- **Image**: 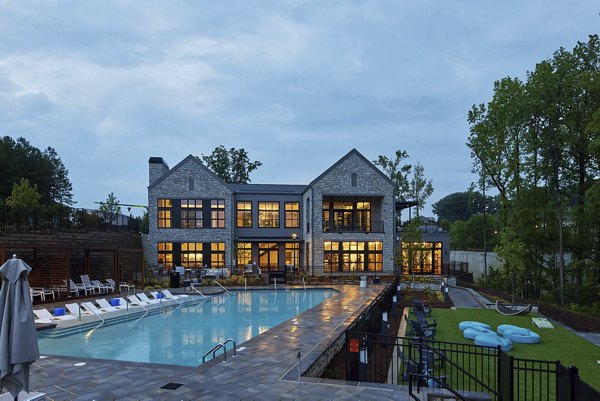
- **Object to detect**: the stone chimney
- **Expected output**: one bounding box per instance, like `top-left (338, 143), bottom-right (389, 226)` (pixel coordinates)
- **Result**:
top-left (149, 157), bottom-right (169, 186)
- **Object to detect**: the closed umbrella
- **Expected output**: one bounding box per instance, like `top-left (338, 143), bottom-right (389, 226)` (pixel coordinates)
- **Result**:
top-left (0, 255), bottom-right (40, 399)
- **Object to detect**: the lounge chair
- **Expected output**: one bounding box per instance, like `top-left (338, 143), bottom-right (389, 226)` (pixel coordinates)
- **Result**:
top-left (65, 303), bottom-right (94, 317)
top-left (97, 298), bottom-right (127, 311)
top-left (408, 318), bottom-right (435, 339)
top-left (33, 308), bottom-right (76, 322)
top-left (115, 296), bottom-right (140, 308)
top-left (412, 298), bottom-right (432, 316)
top-left (103, 279), bottom-right (116, 292)
top-left (162, 289), bottom-right (188, 299)
top-left (30, 287), bottom-right (56, 302)
top-left (67, 278), bottom-right (94, 296)
top-left (91, 279), bottom-right (112, 293)
top-left (81, 275), bottom-right (102, 294)
top-left (128, 294), bottom-right (150, 307)
top-left (119, 281), bottom-right (136, 293)
top-left (81, 301), bottom-right (107, 315)
top-left (137, 293), bottom-right (161, 304)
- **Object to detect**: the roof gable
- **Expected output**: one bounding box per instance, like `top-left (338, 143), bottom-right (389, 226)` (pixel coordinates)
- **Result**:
top-left (307, 148), bottom-right (395, 189)
top-left (148, 154), bottom-right (231, 191)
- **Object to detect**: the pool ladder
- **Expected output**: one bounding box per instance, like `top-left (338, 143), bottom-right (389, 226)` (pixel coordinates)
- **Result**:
top-left (202, 339), bottom-right (237, 364)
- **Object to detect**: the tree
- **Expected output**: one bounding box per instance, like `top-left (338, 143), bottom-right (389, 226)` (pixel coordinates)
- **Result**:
top-left (373, 150), bottom-right (412, 200)
top-left (5, 178), bottom-right (41, 207)
top-left (398, 220), bottom-right (425, 285)
top-left (201, 145), bottom-right (262, 184)
top-left (99, 192), bottom-right (121, 225)
top-left (408, 162), bottom-right (433, 218)
top-left (432, 191), bottom-right (499, 223)
top-left (0, 136), bottom-right (74, 205)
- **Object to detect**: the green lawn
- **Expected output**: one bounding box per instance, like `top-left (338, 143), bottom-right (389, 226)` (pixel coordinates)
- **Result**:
top-left (428, 308), bottom-right (600, 391)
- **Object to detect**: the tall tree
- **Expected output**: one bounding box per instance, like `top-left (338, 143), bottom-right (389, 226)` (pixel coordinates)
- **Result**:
top-left (201, 145), bottom-right (263, 184)
top-left (373, 150), bottom-right (412, 201)
top-left (408, 162), bottom-right (434, 218)
top-left (43, 147), bottom-right (74, 205)
top-left (432, 190), bottom-right (499, 223)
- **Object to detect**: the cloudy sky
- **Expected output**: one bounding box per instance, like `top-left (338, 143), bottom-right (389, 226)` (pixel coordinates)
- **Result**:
top-left (1, 1), bottom-right (598, 216)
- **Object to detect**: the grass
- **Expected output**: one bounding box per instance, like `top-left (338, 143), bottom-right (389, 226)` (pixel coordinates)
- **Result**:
top-left (428, 308), bottom-right (600, 391)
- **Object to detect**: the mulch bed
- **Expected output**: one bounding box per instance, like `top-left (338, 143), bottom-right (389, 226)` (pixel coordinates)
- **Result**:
top-left (458, 281), bottom-right (600, 333)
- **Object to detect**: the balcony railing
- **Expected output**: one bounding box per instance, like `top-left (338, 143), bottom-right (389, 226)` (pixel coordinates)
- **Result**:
top-left (0, 205), bottom-right (140, 232)
top-left (322, 220), bottom-right (384, 233)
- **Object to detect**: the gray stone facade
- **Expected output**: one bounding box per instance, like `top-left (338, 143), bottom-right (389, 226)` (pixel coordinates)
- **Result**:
top-left (145, 149), bottom-right (396, 274)
top-left (147, 155), bottom-right (234, 268)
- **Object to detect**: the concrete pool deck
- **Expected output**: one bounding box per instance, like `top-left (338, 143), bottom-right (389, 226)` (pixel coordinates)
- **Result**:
top-left (20, 285), bottom-right (419, 400)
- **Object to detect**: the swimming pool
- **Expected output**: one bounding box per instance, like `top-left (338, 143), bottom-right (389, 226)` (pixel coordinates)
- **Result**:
top-left (37, 289), bottom-right (335, 366)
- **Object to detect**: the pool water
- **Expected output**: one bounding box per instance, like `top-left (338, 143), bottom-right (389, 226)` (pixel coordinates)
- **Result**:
top-left (37, 289), bottom-right (335, 366)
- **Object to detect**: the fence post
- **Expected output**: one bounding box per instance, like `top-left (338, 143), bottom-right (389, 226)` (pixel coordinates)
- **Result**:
top-left (556, 363), bottom-right (577, 401)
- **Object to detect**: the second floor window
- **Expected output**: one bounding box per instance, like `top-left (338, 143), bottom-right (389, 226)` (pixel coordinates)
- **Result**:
top-left (258, 201), bottom-right (279, 228)
top-left (181, 199), bottom-right (203, 228)
top-left (157, 199), bottom-right (172, 228)
top-left (285, 202), bottom-right (300, 228)
top-left (236, 201), bottom-right (252, 228)
top-left (211, 200), bottom-right (225, 228)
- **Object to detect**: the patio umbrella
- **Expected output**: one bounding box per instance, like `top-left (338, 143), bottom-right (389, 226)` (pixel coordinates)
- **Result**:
top-left (0, 255), bottom-right (40, 399)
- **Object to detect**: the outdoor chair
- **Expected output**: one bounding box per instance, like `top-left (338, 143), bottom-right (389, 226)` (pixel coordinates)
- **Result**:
top-left (137, 292), bottom-right (161, 304)
top-left (96, 298), bottom-right (127, 311)
top-left (67, 278), bottom-right (94, 296)
top-left (399, 350), bottom-right (448, 387)
top-left (65, 303), bottom-right (94, 317)
top-left (115, 296), bottom-right (141, 308)
top-left (81, 301), bottom-right (108, 315)
top-left (103, 279), bottom-right (115, 292)
top-left (409, 319), bottom-right (435, 340)
top-left (127, 294), bottom-right (150, 307)
top-left (412, 298), bottom-right (432, 316)
top-left (162, 289), bottom-right (188, 299)
top-left (414, 309), bottom-right (437, 328)
top-left (91, 279), bottom-right (112, 293)
top-left (119, 281), bottom-right (136, 293)
top-left (33, 308), bottom-right (76, 322)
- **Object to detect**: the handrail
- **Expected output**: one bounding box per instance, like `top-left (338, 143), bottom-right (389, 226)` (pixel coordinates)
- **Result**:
top-left (189, 285), bottom-right (208, 300)
top-left (201, 338), bottom-right (237, 363)
top-left (212, 280), bottom-right (231, 294)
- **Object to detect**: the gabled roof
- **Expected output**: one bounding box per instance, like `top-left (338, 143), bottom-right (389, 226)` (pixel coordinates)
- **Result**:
top-left (147, 154), bottom-right (231, 191)
top-left (306, 148), bottom-right (395, 190)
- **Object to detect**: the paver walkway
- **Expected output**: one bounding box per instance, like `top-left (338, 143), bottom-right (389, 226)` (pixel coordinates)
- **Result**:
top-left (20, 285), bottom-right (421, 400)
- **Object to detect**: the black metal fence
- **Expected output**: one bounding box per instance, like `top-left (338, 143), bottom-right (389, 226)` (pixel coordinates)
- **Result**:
top-left (345, 332), bottom-right (600, 401)
top-left (0, 205), bottom-right (140, 232)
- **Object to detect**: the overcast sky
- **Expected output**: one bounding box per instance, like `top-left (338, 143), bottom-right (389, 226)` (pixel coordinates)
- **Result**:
top-left (1, 1), bottom-right (598, 216)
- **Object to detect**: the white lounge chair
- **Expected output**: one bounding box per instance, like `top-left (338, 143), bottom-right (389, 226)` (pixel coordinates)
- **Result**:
top-left (33, 308), bottom-right (76, 322)
top-left (137, 293), bottom-right (161, 304)
top-left (81, 301), bottom-right (108, 315)
top-left (91, 279), bottom-right (112, 293)
top-left (127, 294), bottom-right (150, 307)
top-left (162, 289), bottom-right (188, 299)
top-left (65, 303), bottom-right (93, 317)
top-left (115, 296), bottom-right (140, 308)
top-left (97, 298), bottom-right (127, 311)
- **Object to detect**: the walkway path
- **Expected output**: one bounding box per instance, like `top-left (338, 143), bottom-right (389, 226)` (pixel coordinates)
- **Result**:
top-left (447, 286), bottom-right (490, 308)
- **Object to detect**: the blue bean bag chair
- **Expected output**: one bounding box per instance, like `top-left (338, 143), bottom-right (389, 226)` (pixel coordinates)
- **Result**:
top-left (474, 333), bottom-right (513, 352)
top-left (464, 326), bottom-right (496, 339)
top-left (459, 321), bottom-right (491, 331)
top-left (503, 328), bottom-right (541, 344)
top-left (497, 324), bottom-right (523, 335)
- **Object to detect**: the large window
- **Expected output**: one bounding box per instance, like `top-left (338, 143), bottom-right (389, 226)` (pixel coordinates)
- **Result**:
top-left (401, 242), bottom-right (442, 275)
top-left (181, 242), bottom-right (203, 268)
top-left (284, 202), bottom-right (300, 228)
top-left (285, 242), bottom-right (300, 268)
top-left (211, 200), bottom-right (225, 228)
top-left (258, 202), bottom-right (279, 228)
top-left (322, 200), bottom-right (372, 232)
top-left (324, 241), bottom-right (382, 272)
top-left (236, 201), bottom-right (252, 228)
top-left (259, 242), bottom-right (278, 270)
top-left (157, 242), bottom-right (173, 269)
top-left (157, 199), bottom-right (172, 228)
top-left (211, 242), bottom-right (225, 267)
top-left (237, 242), bottom-right (252, 266)
top-left (181, 199), bottom-right (203, 228)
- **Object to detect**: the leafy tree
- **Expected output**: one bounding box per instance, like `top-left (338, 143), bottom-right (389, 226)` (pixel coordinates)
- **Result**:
top-left (5, 178), bottom-right (41, 207)
top-left (201, 145), bottom-right (262, 184)
top-left (99, 192), bottom-right (121, 224)
top-left (398, 220), bottom-right (425, 284)
top-left (432, 191), bottom-right (499, 223)
top-left (0, 136), bottom-right (74, 205)
top-left (408, 162), bottom-right (433, 218)
top-left (373, 150), bottom-right (412, 200)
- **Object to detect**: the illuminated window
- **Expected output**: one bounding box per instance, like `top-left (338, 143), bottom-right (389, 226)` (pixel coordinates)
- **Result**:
top-left (285, 242), bottom-right (300, 267)
top-left (236, 201), bottom-right (252, 228)
top-left (181, 199), bottom-right (203, 228)
top-left (157, 199), bottom-right (172, 228)
top-left (211, 200), bottom-right (225, 228)
top-left (323, 241), bottom-right (382, 272)
top-left (157, 242), bottom-right (173, 269)
top-left (181, 242), bottom-right (203, 268)
top-left (401, 242), bottom-right (442, 275)
top-left (284, 202), bottom-right (300, 228)
top-left (211, 242), bottom-right (225, 267)
top-left (322, 200), bottom-right (372, 232)
top-left (237, 242), bottom-right (252, 266)
top-left (258, 202), bottom-right (279, 228)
